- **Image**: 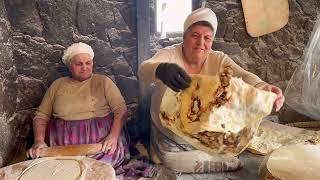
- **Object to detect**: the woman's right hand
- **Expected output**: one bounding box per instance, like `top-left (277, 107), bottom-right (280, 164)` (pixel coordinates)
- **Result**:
top-left (156, 63), bottom-right (191, 92)
top-left (27, 141), bottom-right (48, 159)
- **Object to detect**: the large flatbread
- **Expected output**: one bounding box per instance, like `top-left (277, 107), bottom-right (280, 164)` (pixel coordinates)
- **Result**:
top-left (241, 0), bottom-right (289, 37)
top-left (159, 68), bottom-right (276, 156)
top-left (0, 156), bottom-right (116, 180)
top-left (248, 120), bottom-right (320, 155)
top-left (264, 145), bottom-right (320, 180)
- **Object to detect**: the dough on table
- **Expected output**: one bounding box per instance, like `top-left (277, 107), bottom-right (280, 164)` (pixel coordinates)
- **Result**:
top-left (0, 156), bottom-right (116, 180)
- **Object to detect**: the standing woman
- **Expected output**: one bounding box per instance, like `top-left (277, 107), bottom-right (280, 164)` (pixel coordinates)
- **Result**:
top-left (27, 42), bottom-right (129, 168)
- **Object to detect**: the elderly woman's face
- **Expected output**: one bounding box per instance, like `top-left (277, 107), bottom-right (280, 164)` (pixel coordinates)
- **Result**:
top-left (69, 53), bottom-right (93, 81)
top-left (183, 25), bottom-right (213, 63)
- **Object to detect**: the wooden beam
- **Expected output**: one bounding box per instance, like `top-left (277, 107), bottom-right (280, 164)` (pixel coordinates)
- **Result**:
top-left (137, 0), bottom-right (151, 64)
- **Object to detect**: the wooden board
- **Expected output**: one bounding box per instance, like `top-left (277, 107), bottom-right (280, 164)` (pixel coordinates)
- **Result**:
top-left (39, 144), bottom-right (102, 157)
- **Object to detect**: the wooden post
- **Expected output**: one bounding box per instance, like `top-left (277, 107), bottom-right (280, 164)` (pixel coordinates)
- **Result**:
top-left (137, 0), bottom-right (151, 65)
top-left (137, 0), bottom-right (152, 145)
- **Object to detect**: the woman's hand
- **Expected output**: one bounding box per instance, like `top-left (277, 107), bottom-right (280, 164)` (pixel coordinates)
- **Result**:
top-left (101, 134), bottom-right (118, 155)
top-left (27, 141), bottom-right (48, 159)
top-left (260, 84), bottom-right (285, 112)
top-left (156, 63), bottom-right (191, 92)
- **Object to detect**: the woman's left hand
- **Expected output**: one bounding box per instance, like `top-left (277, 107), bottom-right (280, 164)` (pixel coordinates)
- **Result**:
top-left (101, 134), bottom-right (118, 155)
top-left (260, 84), bottom-right (285, 112)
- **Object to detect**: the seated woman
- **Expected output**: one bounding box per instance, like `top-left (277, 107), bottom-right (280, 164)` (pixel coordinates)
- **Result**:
top-left (27, 42), bottom-right (129, 168)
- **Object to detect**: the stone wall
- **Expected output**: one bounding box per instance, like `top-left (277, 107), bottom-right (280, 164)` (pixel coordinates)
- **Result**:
top-left (0, 0), bottom-right (137, 166)
top-left (0, 0), bottom-right (17, 167)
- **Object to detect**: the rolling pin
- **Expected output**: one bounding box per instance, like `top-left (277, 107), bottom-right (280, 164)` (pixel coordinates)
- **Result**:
top-left (39, 144), bottom-right (102, 157)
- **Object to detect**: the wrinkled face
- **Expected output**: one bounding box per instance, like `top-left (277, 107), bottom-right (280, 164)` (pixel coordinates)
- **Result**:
top-left (183, 25), bottom-right (214, 63)
top-left (69, 53), bottom-right (93, 81)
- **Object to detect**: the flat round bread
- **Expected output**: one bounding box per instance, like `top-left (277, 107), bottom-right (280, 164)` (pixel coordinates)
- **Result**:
top-left (0, 156), bottom-right (116, 180)
top-left (266, 145), bottom-right (320, 180)
top-left (160, 67), bottom-right (276, 156)
top-left (248, 120), bottom-right (320, 155)
top-left (20, 159), bottom-right (82, 180)
top-left (241, 0), bottom-right (289, 37)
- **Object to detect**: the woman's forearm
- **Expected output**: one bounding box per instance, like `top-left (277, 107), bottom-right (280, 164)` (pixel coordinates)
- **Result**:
top-left (254, 81), bottom-right (269, 89)
top-left (110, 110), bottom-right (127, 138)
top-left (33, 118), bottom-right (48, 143)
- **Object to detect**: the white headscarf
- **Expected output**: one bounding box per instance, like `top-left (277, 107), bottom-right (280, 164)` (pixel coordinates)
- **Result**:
top-left (62, 42), bottom-right (94, 65)
top-left (183, 8), bottom-right (218, 38)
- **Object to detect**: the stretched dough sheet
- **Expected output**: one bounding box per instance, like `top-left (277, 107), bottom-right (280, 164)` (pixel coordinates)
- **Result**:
top-left (241, 0), bottom-right (289, 37)
top-left (248, 120), bottom-right (320, 155)
top-left (0, 156), bottom-right (116, 180)
top-left (263, 145), bottom-right (320, 180)
top-left (160, 74), bottom-right (276, 156)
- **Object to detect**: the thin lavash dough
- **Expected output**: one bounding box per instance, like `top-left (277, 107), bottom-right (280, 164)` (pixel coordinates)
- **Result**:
top-left (17, 157), bottom-right (84, 180)
top-left (247, 120), bottom-right (320, 155)
top-left (267, 145), bottom-right (320, 180)
top-left (14, 156), bottom-right (116, 180)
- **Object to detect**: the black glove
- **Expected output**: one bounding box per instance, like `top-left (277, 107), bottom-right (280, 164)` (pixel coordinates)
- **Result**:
top-left (156, 63), bottom-right (191, 92)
